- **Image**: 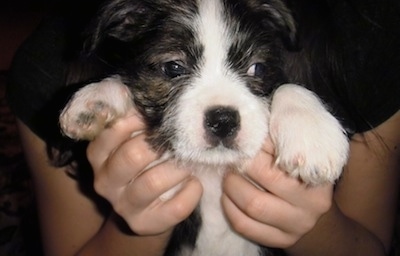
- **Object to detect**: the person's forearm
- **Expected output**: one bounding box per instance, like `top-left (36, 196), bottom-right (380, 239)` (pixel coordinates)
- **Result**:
top-left (76, 212), bottom-right (171, 256)
top-left (285, 202), bottom-right (386, 256)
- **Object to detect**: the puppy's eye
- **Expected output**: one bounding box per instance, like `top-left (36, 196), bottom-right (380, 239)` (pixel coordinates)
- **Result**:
top-left (162, 61), bottom-right (187, 78)
top-left (247, 63), bottom-right (267, 78)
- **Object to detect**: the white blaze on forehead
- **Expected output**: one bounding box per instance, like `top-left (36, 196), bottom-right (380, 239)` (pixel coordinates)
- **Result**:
top-left (192, 0), bottom-right (247, 108)
top-left (195, 0), bottom-right (231, 81)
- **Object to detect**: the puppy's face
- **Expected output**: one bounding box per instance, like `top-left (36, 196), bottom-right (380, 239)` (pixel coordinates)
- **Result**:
top-left (87, 0), bottom-right (296, 165)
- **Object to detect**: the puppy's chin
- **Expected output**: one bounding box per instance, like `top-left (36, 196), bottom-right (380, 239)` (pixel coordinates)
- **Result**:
top-left (172, 135), bottom-right (265, 169)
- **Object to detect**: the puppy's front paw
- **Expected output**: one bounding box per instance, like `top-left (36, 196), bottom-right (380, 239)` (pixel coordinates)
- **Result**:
top-left (59, 76), bottom-right (133, 140)
top-left (269, 84), bottom-right (349, 185)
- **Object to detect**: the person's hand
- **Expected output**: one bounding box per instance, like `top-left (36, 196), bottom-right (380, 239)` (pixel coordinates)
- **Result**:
top-left (221, 137), bottom-right (333, 248)
top-left (86, 110), bottom-right (203, 235)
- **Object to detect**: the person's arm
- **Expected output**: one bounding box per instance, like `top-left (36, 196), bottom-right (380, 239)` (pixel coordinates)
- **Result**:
top-left (17, 115), bottom-right (202, 256)
top-left (222, 110), bottom-right (400, 255)
top-left (76, 212), bottom-right (172, 256)
top-left (335, 110), bottom-right (400, 251)
top-left (17, 119), bottom-right (105, 255)
top-left (17, 119), bottom-right (172, 256)
top-left (287, 110), bottom-right (400, 255)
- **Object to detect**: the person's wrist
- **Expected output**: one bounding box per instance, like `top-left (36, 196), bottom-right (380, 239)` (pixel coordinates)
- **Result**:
top-left (284, 201), bottom-right (337, 255)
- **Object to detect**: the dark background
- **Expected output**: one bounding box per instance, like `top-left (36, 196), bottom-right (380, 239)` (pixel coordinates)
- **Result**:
top-left (0, 0), bottom-right (399, 255)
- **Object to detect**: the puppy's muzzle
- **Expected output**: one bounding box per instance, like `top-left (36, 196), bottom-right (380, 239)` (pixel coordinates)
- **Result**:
top-left (204, 106), bottom-right (240, 148)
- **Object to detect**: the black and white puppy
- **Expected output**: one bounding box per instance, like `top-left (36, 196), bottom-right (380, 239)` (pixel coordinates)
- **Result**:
top-left (59, 0), bottom-right (349, 255)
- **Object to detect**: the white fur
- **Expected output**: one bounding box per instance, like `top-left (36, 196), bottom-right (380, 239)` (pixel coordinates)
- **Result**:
top-left (269, 84), bottom-right (349, 185)
top-left (59, 0), bottom-right (349, 255)
top-left (175, 2), bottom-right (268, 254)
top-left (59, 76), bottom-right (132, 140)
top-left (168, 0), bottom-right (270, 166)
top-left (193, 167), bottom-right (261, 256)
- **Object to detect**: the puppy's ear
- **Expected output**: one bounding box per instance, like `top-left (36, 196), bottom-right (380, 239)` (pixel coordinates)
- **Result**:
top-left (84, 0), bottom-right (155, 53)
top-left (257, 0), bottom-right (298, 50)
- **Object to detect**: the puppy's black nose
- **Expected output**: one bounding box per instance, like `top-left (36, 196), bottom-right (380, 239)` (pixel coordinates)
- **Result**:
top-left (204, 106), bottom-right (240, 143)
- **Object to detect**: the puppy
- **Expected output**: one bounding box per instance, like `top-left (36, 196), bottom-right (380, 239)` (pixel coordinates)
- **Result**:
top-left (59, 0), bottom-right (349, 255)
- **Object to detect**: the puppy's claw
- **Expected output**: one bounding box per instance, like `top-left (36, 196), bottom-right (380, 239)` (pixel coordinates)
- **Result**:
top-left (276, 155), bottom-right (341, 185)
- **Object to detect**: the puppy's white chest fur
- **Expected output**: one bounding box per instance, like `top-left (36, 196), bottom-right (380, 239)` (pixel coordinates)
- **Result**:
top-left (188, 167), bottom-right (260, 256)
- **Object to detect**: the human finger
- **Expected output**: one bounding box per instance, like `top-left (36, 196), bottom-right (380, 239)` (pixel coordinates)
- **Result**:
top-left (260, 136), bottom-right (275, 155)
top-left (120, 176), bottom-right (203, 235)
top-left (125, 161), bottom-right (194, 207)
top-left (149, 177), bottom-right (203, 232)
top-left (92, 134), bottom-right (160, 201)
top-left (222, 172), bottom-right (322, 247)
top-left (221, 193), bottom-right (298, 248)
top-left (222, 172), bottom-right (297, 230)
top-left (87, 111), bottom-right (145, 168)
top-left (245, 148), bottom-right (330, 205)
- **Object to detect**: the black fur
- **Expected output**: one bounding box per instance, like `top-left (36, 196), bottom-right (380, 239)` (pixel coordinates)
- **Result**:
top-left (49, 0), bottom-right (400, 254)
top-left (78, 0), bottom-right (300, 155)
top-left (71, 1), bottom-right (298, 254)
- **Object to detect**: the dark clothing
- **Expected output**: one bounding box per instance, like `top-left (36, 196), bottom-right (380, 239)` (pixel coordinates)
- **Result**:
top-left (7, 18), bottom-right (70, 140)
